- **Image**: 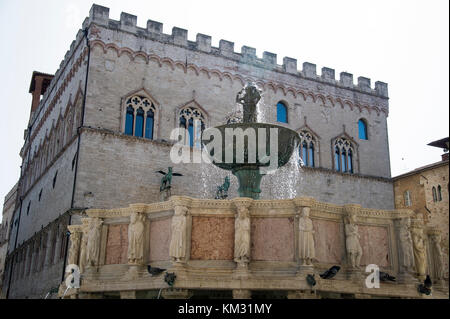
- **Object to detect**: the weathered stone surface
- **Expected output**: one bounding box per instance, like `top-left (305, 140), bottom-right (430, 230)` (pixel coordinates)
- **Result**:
top-left (358, 225), bottom-right (390, 267)
top-left (251, 217), bottom-right (295, 261)
top-left (149, 217), bottom-right (171, 261)
top-left (190, 217), bottom-right (234, 260)
top-left (313, 219), bottom-right (343, 264)
top-left (105, 224), bottom-right (128, 265)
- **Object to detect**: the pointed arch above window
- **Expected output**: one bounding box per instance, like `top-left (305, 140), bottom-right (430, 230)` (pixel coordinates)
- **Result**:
top-left (178, 100), bottom-right (207, 149)
top-left (332, 133), bottom-right (358, 174)
top-left (298, 130), bottom-right (318, 167)
top-left (122, 88), bottom-right (159, 140)
top-left (296, 124), bottom-right (320, 168)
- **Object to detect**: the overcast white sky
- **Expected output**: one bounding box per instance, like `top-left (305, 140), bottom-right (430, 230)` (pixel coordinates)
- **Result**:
top-left (0, 0), bottom-right (448, 221)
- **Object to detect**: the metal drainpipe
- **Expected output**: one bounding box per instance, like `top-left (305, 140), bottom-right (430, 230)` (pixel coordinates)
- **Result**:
top-left (60, 26), bottom-right (91, 285)
top-left (6, 125), bottom-right (31, 298)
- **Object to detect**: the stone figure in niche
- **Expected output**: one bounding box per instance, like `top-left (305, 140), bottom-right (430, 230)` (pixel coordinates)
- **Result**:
top-left (298, 206), bottom-right (315, 266)
top-left (128, 212), bottom-right (146, 265)
top-left (344, 212), bottom-right (362, 269)
top-left (430, 233), bottom-right (444, 281)
top-left (398, 218), bottom-right (415, 273)
top-left (234, 206), bottom-right (251, 264)
top-left (86, 218), bottom-right (103, 267)
top-left (68, 230), bottom-right (81, 266)
top-left (169, 205), bottom-right (188, 262)
top-left (79, 220), bottom-right (89, 272)
top-left (410, 222), bottom-right (427, 279)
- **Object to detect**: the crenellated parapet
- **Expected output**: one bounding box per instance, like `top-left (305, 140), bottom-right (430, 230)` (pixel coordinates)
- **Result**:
top-left (83, 4), bottom-right (389, 99)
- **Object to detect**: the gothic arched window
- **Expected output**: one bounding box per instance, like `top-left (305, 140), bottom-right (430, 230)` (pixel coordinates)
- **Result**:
top-left (432, 186), bottom-right (437, 202)
top-left (298, 130), bottom-right (316, 167)
top-left (404, 190), bottom-right (412, 207)
top-left (179, 106), bottom-right (205, 148)
top-left (358, 119), bottom-right (368, 140)
top-left (334, 137), bottom-right (354, 173)
top-left (437, 185), bottom-right (442, 201)
top-left (124, 95), bottom-right (156, 140)
top-left (277, 102), bottom-right (288, 123)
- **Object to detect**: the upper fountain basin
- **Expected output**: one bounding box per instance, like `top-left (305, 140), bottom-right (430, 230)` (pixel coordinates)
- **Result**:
top-left (202, 123), bottom-right (300, 171)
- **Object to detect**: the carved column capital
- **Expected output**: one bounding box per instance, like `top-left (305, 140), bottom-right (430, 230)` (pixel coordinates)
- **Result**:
top-left (293, 196), bottom-right (316, 209)
top-left (232, 197), bottom-right (253, 211)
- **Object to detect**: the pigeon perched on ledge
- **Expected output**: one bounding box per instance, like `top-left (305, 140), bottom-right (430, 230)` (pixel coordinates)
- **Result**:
top-left (418, 275), bottom-right (432, 295)
top-left (379, 271), bottom-right (396, 282)
top-left (319, 266), bottom-right (340, 279)
top-left (147, 265), bottom-right (166, 276)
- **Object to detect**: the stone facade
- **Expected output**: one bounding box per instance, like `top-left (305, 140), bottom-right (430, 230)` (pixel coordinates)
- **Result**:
top-left (4, 4), bottom-right (397, 298)
top-left (0, 184), bottom-right (17, 297)
top-left (393, 158), bottom-right (449, 283)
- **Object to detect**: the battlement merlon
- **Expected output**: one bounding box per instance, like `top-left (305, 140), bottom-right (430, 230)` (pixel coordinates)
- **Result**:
top-left (83, 4), bottom-right (389, 99)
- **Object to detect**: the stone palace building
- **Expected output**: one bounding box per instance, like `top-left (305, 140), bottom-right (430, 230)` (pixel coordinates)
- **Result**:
top-left (0, 4), bottom-right (447, 299)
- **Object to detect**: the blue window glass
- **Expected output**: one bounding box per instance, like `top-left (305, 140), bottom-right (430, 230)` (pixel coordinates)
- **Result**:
top-left (145, 110), bottom-right (154, 139)
top-left (135, 108), bottom-right (144, 137)
top-left (358, 119), bottom-right (368, 140)
top-left (125, 106), bottom-right (134, 135)
top-left (302, 142), bottom-right (308, 165)
top-left (188, 118), bottom-right (194, 148)
top-left (341, 150), bottom-right (347, 172)
top-left (348, 149), bottom-right (353, 173)
top-left (335, 147), bottom-right (340, 171)
top-left (277, 102), bottom-right (288, 123)
top-left (309, 144), bottom-right (314, 167)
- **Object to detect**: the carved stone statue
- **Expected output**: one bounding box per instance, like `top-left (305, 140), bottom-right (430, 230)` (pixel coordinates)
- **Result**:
top-left (128, 212), bottom-right (146, 265)
top-left (236, 82), bottom-right (261, 123)
top-left (398, 218), bottom-right (415, 273)
top-left (169, 205), bottom-right (188, 262)
top-left (298, 206), bottom-right (315, 265)
top-left (410, 221), bottom-right (427, 279)
top-left (86, 218), bottom-right (103, 267)
top-left (234, 206), bottom-right (251, 265)
top-left (344, 212), bottom-right (362, 269)
top-left (68, 230), bottom-right (81, 266)
top-left (79, 220), bottom-right (89, 273)
top-left (430, 233), bottom-right (444, 281)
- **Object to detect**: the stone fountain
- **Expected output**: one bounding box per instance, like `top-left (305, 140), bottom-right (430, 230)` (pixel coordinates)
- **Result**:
top-left (202, 83), bottom-right (300, 199)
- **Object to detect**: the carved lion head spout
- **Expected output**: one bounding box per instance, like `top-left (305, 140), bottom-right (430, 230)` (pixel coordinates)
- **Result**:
top-left (236, 82), bottom-right (261, 123)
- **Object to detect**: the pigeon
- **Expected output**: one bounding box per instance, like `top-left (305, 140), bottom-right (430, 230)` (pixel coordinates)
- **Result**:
top-left (424, 275), bottom-right (432, 289)
top-left (418, 284), bottom-right (431, 295)
top-left (306, 274), bottom-right (316, 287)
top-left (379, 271), bottom-right (396, 282)
top-left (418, 275), bottom-right (432, 295)
top-left (147, 265), bottom-right (166, 276)
top-left (319, 266), bottom-right (340, 279)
